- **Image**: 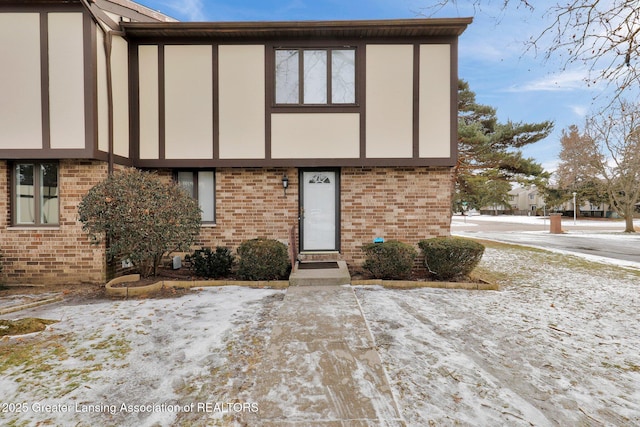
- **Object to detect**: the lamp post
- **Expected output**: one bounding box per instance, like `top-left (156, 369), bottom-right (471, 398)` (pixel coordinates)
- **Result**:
top-left (572, 192), bottom-right (577, 226)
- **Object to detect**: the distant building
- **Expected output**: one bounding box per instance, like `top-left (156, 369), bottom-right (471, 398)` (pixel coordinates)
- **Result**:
top-left (508, 187), bottom-right (545, 215)
top-left (480, 186), bottom-right (545, 215)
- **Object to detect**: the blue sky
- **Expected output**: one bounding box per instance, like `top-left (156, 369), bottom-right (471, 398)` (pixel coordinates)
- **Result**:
top-left (132, 0), bottom-right (610, 173)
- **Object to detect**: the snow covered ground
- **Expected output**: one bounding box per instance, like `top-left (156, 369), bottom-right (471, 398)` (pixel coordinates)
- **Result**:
top-left (356, 246), bottom-right (640, 426)
top-left (1, 241), bottom-right (639, 426)
top-left (0, 287), bottom-right (286, 426)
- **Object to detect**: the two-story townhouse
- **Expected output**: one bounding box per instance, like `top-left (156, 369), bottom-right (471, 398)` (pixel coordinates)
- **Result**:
top-left (507, 186), bottom-right (545, 215)
top-left (0, 0), bottom-right (471, 284)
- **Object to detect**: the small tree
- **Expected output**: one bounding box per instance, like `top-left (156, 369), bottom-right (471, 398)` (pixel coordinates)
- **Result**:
top-left (78, 169), bottom-right (202, 277)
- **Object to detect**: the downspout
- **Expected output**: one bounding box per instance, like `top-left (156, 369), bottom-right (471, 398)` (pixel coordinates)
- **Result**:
top-left (103, 31), bottom-right (115, 174)
top-left (79, 0), bottom-right (124, 281)
top-left (79, 0), bottom-right (124, 175)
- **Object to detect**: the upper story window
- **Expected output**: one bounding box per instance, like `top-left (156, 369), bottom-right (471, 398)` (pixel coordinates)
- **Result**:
top-left (176, 170), bottom-right (215, 224)
top-left (13, 162), bottom-right (59, 226)
top-left (275, 48), bottom-right (356, 105)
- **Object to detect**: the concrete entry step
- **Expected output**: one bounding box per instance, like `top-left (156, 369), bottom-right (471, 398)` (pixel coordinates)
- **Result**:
top-left (289, 260), bottom-right (351, 286)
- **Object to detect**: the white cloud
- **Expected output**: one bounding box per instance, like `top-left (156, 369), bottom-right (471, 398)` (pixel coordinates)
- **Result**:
top-left (569, 104), bottom-right (589, 118)
top-left (506, 69), bottom-right (592, 93)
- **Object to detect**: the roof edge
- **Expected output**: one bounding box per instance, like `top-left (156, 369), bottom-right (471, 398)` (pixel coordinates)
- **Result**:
top-left (122, 17), bottom-right (473, 37)
top-left (94, 0), bottom-right (177, 22)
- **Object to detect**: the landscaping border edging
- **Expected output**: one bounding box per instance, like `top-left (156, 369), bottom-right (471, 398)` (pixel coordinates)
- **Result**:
top-left (105, 274), bottom-right (290, 297)
top-left (351, 279), bottom-right (498, 290)
top-left (105, 275), bottom-right (496, 297)
top-left (0, 295), bottom-right (65, 315)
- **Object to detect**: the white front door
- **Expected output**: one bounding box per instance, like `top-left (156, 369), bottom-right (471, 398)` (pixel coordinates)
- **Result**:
top-left (301, 170), bottom-right (338, 251)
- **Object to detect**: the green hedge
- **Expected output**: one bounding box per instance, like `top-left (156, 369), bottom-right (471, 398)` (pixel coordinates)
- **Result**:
top-left (186, 247), bottom-right (234, 279)
top-left (418, 237), bottom-right (485, 280)
top-left (237, 238), bottom-right (290, 280)
top-left (362, 240), bottom-right (418, 280)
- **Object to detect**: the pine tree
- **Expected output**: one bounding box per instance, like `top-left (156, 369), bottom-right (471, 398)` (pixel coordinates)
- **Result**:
top-left (455, 80), bottom-right (553, 212)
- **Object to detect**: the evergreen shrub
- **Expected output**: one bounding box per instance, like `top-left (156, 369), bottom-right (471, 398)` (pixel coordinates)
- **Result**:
top-left (237, 238), bottom-right (290, 280)
top-left (187, 247), bottom-right (234, 279)
top-left (418, 237), bottom-right (485, 280)
top-left (362, 240), bottom-right (417, 279)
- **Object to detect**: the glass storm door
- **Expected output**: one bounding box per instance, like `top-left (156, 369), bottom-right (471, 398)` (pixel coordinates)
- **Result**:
top-left (301, 170), bottom-right (338, 251)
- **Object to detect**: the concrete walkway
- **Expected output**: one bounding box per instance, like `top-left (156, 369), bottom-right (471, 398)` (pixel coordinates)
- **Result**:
top-left (243, 285), bottom-right (405, 426)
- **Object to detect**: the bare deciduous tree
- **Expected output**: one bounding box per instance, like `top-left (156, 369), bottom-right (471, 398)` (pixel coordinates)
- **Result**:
top-left (584, 100), bottom-right (640, 232)
top-left (554, 125), bottom-right (609, 214)
top-left (427, 1), bottom-right (640, 98)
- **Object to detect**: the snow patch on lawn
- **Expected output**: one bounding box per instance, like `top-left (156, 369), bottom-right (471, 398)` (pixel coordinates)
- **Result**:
top-left (355, 247), bottom-right (640, 426)
top-left (0, 287), bottom-right (284, 427)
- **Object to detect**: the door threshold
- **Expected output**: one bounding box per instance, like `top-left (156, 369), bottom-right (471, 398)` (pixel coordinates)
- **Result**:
top-left (298, 251), bottom-right (341, 262)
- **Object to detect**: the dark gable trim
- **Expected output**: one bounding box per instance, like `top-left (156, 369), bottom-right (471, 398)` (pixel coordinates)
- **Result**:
top-left (134, 157), bottom-right (454, 168)
top-left (0, 148), bottom-right (105, 160)
top-left (122, 18), bottom-right (472, 40)
top-left (126, 36), bottom-right (460, 169)
top-left (359, 44), bottom-right (367, 160)
top-left (413, 44), bottom-right (420, 159)
top-left (0, 4), bottom-right (110, 161)
top-left (93, 0), bottom-right (176, 23)
top-left (449, 37), bottom-right (460, 165)
top-left (212, 44), bottom-right (219, 161)
top-left (158, 44), bottom-right (166, 160)
top-left (264, 45), bottom-right (272, 160)
top-left (0, 13), bottom-right (465, 167)
top-left (84, 12), bottom-right (98, 155)
top-left (0, 3), bottom-right (85, 13)
top-left (39, 12), bottom-right (50, 150)
top-left (128, 38), bottom-right (139, 161)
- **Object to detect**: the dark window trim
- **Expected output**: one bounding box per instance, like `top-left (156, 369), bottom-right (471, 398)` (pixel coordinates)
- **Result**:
top-left (272, 47), bottom-right (358, 108)
top-left (10, 161), bottom-right (60, 227)
top-left (174, 169), bottom-right (216, 224)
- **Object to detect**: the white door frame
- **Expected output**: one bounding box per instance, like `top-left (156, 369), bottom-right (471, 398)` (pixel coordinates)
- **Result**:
top-left (299, 168), bottom-right (340, 252)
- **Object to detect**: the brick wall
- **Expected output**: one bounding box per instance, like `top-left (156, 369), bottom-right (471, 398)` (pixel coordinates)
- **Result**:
top-left (341, 167), bottom-right (453, 265)
top-left (1, 160), bottom-right (108, 284)
top-left (195, 167), bottom-right (299, 250)
top-left (0, 164), bottom-right (453, 283)
top-left (195, 166), bottom-right (452, 267)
